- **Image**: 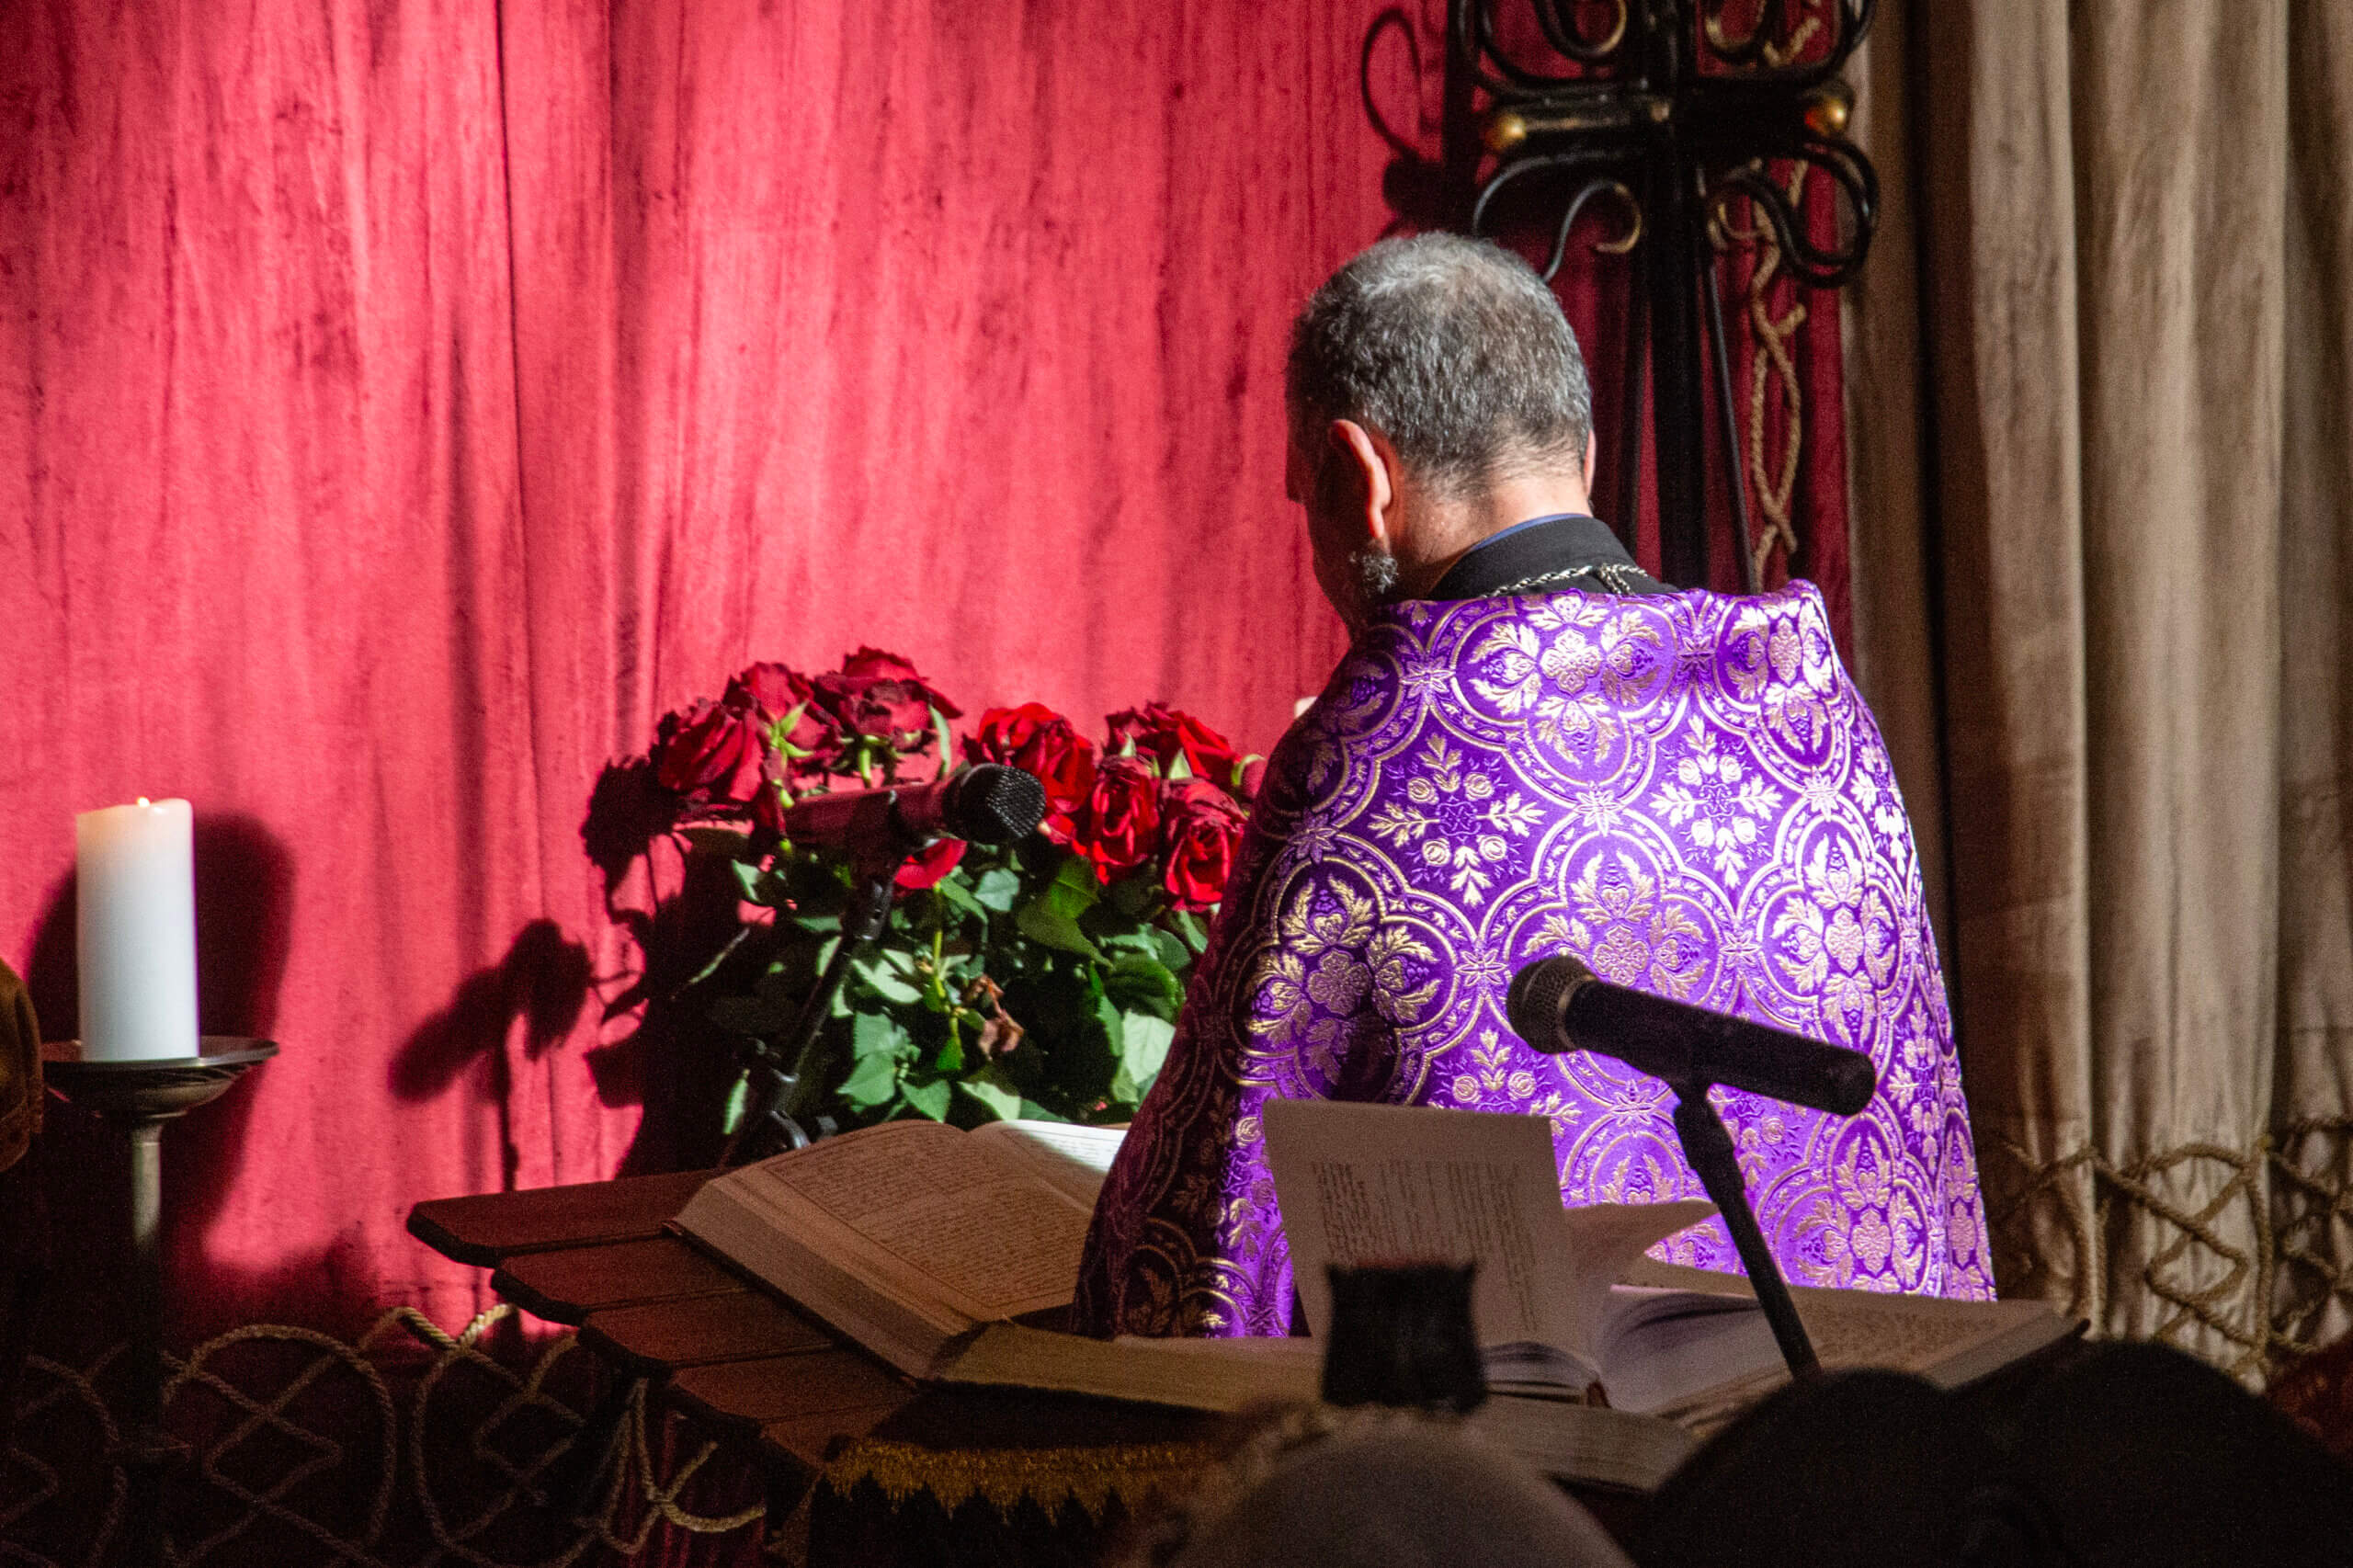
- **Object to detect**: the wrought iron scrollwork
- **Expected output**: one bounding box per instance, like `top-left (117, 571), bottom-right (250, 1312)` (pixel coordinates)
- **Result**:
top-left (1708, 130), bottom-right (1876, 289)
top-left (1454, 0), bottom-right (1878, 590)
top-left (1472, 159), bottom-right (1642, 282)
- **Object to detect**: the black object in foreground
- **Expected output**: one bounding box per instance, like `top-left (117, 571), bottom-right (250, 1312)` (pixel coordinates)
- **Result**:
top-left (1321, 1262), bottom-right (1488, 1415)
top-left (1507, 954), bottom-right (1875, 1117)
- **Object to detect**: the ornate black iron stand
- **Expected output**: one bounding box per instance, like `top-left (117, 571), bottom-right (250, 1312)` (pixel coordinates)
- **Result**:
top-left (40, 1038), bottom-right (278, 1568)
top-left (1451, 0), bottom-right (1878, 590)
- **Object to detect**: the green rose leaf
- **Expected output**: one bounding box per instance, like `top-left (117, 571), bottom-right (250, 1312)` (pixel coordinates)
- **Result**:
top-left (853, 953), bottom-right (923, 1005)
top-left (1149, 926), bottom-right (1192, 972)
top-left (903, 1077), bottom-right (952, 1121)
top-left (1049, 853), bottom-right (1102, 909)
top-left (1104, 953), bottom-right (1183, 1021)
top-left (958, 1069), bottom-right (1023, 1122)
top-left (932, 872), bottom-right (985, 920)
top-left (1016, 896), bottom-right (1106, 961)
top-left (1117, 1012), bottom-right (1175, 1103)
top-left (852, 1009), bottom-right (908, 1062)
top-left (972, 867), bottom-right (1022, 913)
top-left (1104, 873), bottom-right (1156, 920)
top-left (838, 1052), bottom-right (900, 1109)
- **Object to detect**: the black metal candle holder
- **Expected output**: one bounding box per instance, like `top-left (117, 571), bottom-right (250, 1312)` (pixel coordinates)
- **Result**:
top-left (40, 1037), bottom-right (278, 1568)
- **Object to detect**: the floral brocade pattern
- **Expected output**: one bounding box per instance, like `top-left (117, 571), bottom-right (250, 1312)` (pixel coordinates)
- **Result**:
top-left (1073, 584), bottom-right (1995, 1337)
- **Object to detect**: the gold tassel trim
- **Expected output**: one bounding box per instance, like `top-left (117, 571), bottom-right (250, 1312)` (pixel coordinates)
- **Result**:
top-left (821, 1437), bottom-right (1219, 1521)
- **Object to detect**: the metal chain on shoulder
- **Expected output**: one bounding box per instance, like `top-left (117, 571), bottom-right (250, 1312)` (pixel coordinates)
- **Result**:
top-left (1487, 561), bottom-right (1647, 597)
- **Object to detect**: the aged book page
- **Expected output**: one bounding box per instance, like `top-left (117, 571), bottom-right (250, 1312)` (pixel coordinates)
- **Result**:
top-left (675, 1119), bottom-right (1107, 1374)
top-left (1263, 1099), bottom-right (1718, 1370)
top-left (973, 1119), bottom-right (1126, 1209)
top-left (729, 1120), bottom-right (1092, 1322)
top-left (1263, 1099), bottom-right (1579, 1345)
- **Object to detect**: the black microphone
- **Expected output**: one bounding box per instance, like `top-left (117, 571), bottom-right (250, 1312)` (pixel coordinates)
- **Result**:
top-left (1506, 954), bottom-right (1875, 1116)
top-left (780, 763), bottom-right (1048, 851)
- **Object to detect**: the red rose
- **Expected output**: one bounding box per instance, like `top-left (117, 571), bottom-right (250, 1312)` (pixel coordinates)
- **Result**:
top-left (1076, 756), bottom-right (1163, 882)
top-left (811, 647), bottom-right (961, 751)
top-left (964, 703), bottom-right (1097, 845)
top-left (1106, 702), bottom-right (1243, 790)
top-left (727, 661), bottom-right (812, 722)
top-left (895, 835), bottom-right (967, 892)
top-left (654, 699), bottom-right (767, 805)
top-left (1159, 778), bottom-right (1246, 911)
top-left (729, 661), bottom-right (839, 778)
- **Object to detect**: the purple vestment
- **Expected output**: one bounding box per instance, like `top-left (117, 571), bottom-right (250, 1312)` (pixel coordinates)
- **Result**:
top-left (1074, 583), bottom-right (1995, 1337)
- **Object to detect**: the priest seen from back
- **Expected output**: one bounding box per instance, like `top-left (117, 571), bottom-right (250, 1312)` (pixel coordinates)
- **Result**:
top-left (1074, 234), bottom-right (1993, 1337)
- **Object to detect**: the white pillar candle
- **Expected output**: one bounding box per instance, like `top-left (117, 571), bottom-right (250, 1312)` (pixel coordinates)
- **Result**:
top-left (75, 798), bottom-right (201, 1061)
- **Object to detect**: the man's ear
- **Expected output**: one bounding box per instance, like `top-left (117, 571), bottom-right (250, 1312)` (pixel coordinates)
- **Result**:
top-left (1326, 419), bottom-right (1395, 545)
top-left (1582, 431), bottom-right (1598, 498)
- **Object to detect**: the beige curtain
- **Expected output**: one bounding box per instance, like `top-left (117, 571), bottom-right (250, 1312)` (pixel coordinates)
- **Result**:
top-left (1847, 0), bottom-right (2353, 1378)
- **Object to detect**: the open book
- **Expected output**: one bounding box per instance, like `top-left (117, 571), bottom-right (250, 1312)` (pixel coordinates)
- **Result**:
top-left (1264, 1097), bottom-right (1776, 1413)
top-left (672, 1118), bottom-right (1124, 1378)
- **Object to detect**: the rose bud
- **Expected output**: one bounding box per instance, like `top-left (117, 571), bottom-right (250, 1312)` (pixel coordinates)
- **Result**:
top-left (654, 698), bottom-right (767, 806)
top-left (964, 703), bottom-right (1097, 845)
top-left (1159, 778), bottom-right (1246, 911)
top-left (750, 772), bottom-right (790, 839)
top-left (1106, 701), bottom-right (1243, 788)
top-left (1077, 755), bottom-right (1164, 882)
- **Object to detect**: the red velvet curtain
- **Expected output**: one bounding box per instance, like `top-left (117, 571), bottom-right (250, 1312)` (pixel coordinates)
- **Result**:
top-left (0, 0), bottom-right (1416, 1339)
top-left (0, 0), bottom-right (1851, 1346)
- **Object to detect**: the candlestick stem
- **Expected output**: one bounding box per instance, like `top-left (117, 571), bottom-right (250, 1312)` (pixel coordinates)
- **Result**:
top-left (39, 1038), bottom-right (277, 1568)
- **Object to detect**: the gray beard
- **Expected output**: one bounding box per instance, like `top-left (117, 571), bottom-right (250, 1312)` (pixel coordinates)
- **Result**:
top-left (1350, 546), bottom-right (1401, 616)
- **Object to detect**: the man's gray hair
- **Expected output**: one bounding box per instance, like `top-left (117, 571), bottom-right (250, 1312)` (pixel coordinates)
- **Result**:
top-left (1286, 234), bottom-right (1592, 496)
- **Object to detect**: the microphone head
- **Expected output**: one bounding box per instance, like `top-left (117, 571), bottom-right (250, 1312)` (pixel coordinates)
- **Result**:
top-left (943, 764), bottom-right (1050, 845)
top-left (1813, 1050), bottom-right (1879, 1119)
top-left (1506, 954), bottom-right (1594, 1051)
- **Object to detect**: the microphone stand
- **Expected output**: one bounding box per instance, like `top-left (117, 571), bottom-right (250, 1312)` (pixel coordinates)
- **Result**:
top-left (719, 791), bottom-right (909, 1167)
top-left (1668, 1084), bottom-right (1821, 1379)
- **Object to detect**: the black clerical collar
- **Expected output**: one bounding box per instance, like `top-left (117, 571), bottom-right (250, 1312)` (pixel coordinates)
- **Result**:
top-left (1427, 513), bottom-right (1669, 600)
